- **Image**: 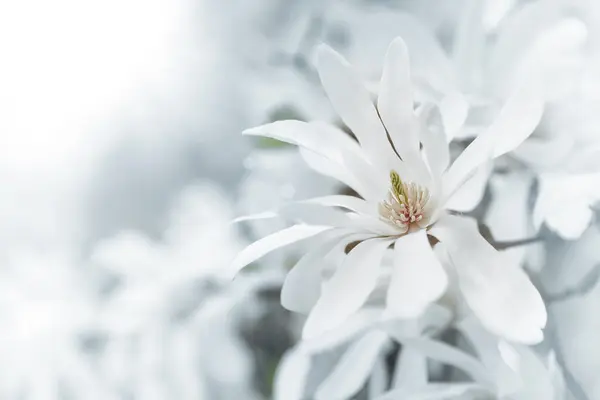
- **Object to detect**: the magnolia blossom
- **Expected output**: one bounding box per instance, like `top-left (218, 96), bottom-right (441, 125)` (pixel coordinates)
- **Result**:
top-left (232, 37), bottom-right (546, 344)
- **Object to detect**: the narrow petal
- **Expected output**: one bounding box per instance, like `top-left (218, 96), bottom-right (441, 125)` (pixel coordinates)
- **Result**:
top-left (369, 357), bottom-right (388, 399)
top-left (299, 195), bottom-right (376, 216)
top-left (273, 347), bottom-right (311, 400)
top-left (375, 383), bottom-right (491, 400)
top-left (444, 162), bottom-right (491, 213)
top-left (303, 238), bottom-right (393, 339)
top-left (485, 172), bottom-right (534, 266)
top-left (419, 104), bottom-right (450, 179)
top-left (300, 309), bottom-right (382, 354)
top-left (452, 0), bottom-right (485, 91)
top-left (442, 85), bottom-right (543, 200)
top-left (281, 232), bottom-right (358, 313)
top-left (458, 317), bottom-right (522, 397)
top-left (229, 225), bottom-right (331, 278)
top-left (439, 91), bottom-right (469, 141)
top-left (534, 173), bottom-right (600, 240)
top-left (391, 348), bottom-right (427, 389)
top-left (385, 336), bottom-right (492, 387)
top-left (315, 331), bottom-right (389, 400)
top-left (429, 215), bottom-right (547, 344)
top-left (299, 147), bottom-right (369, 198)
top-left (377, 37), bottom-right (420, 162)
top-left (231, 210), bottom-right (278, 224)
top-left (243, 120), bottom-right (359, 162)
top-left (386, 230), bottom-right (448, 318)
top-left (245, 120), bottom-right (379, 198)
top-left (316, 44), bottom-right (400, 171)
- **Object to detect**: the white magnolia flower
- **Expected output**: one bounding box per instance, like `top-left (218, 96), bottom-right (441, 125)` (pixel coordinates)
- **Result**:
top-left (232, 37), bottom-right (546, 344)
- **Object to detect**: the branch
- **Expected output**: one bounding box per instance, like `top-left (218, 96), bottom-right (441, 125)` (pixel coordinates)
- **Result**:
top-left (545, 263), bottom-right (600, 304)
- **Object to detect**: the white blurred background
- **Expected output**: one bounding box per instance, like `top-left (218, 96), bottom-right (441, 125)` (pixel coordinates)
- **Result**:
top-left (1, 0), bottom-right (600, 399)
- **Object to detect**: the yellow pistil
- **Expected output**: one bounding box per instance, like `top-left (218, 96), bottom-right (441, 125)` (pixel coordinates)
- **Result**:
top-left (379, 170), bottom-right (431, 233)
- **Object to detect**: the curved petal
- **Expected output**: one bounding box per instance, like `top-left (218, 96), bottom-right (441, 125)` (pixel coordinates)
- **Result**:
top-left (231, 210), bottom-right (278, 224)
top-left (315, 331), bottom-right (389, 400)
top-left (281, 232), bottom-right (354, 313)
top-left (452, 0), bottom-right (485, 91)
top-left (316, 44), bottom-right (400, 172)
top-left (300, 308), bottom-right (382, 354)
top-left (273, 346), bottom-right (311, 400)
top-left (386, 230), bottom-right (448, 318)
top-left (534, 173), bottom-right (600, 240)
top-left (375, 383), bottom-right (491, 400)
top-left (419, 103), bottom-right (450, 181)
top-left (229, 225), bottom-right (331, 278)
top-left (457, 317), bottom-right (521, 397)
top-left (303, 238), bottom-right (393, 339)
top-left (485, 172), bottom-right (534, 266)
top-left (245, 120), bottom-right (382, 199)
top-left (429, 215), bottom-right (547, 344)
top-left (377, 38), bottom-right (420, 164)
top-left (385, 335), bottom-right (492, 387)
top-left (299, 195), bottom-right (376, 216)
top-left (439, 91), bottom-right (469, 141)
top-left (444, 162), bottom-right (491, 213)
top-left (442, 84), bottom-right (543, 201)
top-left (299, 147), bottom-right (368, 198)
top-left (392, 347), bottom-right (427, 389)
top-left (243, 120), bottom-right (360, 162)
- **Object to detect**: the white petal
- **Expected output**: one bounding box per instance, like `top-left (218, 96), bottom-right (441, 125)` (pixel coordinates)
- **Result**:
top-left (229, 225), bottom-right (331, 278)
top-left (316, 44), bottom-right (400, 171)
top-left (299, 195), bottom-right (376, 216)
top-left (377, 37), bottom-right (421, 164)
top-left (444, 162), bottom-right (491, 213)
top-left (430, 215), bottom-right (547, 344)
top-left (375, 383), bottom-right (491, 400)
top-left (369, 357), bottom-right (388, 399)
top-left (392, 347), bottom-right (427, 389)
top-left (443, 85), bottom-right (543, 200)
top-left (281, 233), bottom-right (339, 313)
top-left (231, 210), bottom-right (278, 224)
top-left (419, 103), bottom-right (450, 180)
top-left (243, 120), bottom-right (359, 162)
top-left (458, 317), bottom-right (522, 397)
top-left (439, 91), bottom-right (469, 141)
top-left (245, 120), bottom-right (381, 199)
top-left (300, 308), bottom-right (382, 354)
top-left (299, 147), bottom-right (368, 198)
top-left (487, 0), bottom-right (563, 97)
top-left (485, 172), bottom-right (534, 266)
top-left (303, 238), bottom-right (392, 339)
top-left (279, 203), bottom-right (353, 227)
top-left (315, 331), bottom-right (388, 400)
top-left (386, 230), bottom-right (448, 318)
top-left (343, 213), bottom-right (400, 237)
top-left (452, 0), bottom-right (485, 91)
top-left (534, 173), bottom-right (600, 240)
top-left (385, 335), bottom-right (492, 387)
top-left (273, 346), bottom-right (311, 400)
top-left (544, 202), bottom-right (593, 240)
top-left (281, 232), bottom-right (352, 314)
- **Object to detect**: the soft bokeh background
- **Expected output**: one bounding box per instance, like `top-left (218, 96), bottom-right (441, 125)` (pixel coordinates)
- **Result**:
top-left (1, 0), bottom-right (600, 399)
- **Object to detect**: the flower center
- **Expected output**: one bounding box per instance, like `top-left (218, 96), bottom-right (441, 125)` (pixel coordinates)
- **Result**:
top-left (378, 170), bottom-right (431, 233)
